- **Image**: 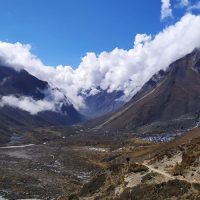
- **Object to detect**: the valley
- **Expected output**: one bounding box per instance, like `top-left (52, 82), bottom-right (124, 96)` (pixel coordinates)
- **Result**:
top-left (0, 125), bottom-right (160, 199)
top-left (1, 45), bottom-right (200, 199)
top-left (1, 1), bottom-right (200, 199)
top-left (1, 124), bottom-right (200, 199)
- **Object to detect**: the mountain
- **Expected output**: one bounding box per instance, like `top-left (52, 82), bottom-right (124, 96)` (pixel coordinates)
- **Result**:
top-left (81, 89), bottom-right (125, 119)
top-left (0, 65), bottom-right (83, 143)
top-left (93, 48), bottom-right (200, 134)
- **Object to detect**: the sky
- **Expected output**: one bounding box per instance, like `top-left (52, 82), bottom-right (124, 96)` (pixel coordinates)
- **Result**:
top-left (0, 0), bottom-right (178, 67)
top-left (0, 0), bottom-right (200, 114)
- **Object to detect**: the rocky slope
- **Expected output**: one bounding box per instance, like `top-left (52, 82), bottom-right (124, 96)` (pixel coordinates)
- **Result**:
top-left (71, 126), bottom-right (200, 200)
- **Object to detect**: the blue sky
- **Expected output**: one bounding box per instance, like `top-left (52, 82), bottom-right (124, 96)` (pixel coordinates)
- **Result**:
top-left (0, 0), bottom-right (161, 67)
top-left (0, 0), bottom-right (198, 67)
top-left (0, 0), bottom-right (200, 109)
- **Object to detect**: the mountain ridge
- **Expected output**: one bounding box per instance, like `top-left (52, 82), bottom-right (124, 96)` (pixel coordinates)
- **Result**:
top-left (0, 65), bottom-right (84, 144)
top-left (92, 48), bottom-right (200, 135)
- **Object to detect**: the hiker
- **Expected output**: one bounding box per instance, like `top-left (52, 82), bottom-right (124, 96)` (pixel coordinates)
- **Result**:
top-left (126, 157), bottom-right (130, 164)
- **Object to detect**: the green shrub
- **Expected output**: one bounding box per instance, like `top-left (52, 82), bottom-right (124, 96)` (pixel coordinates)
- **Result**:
top-left (128, 163), bottom-right (148, 173)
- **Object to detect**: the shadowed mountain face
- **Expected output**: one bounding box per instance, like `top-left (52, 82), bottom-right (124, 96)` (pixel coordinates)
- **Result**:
top-left (0, 65), bottom-right (83, 143)
top-left (95, 49), bottom-right (200, 133)
top-left (81, 89), bottom-right (125, 119)
top-left (0, 66), bottom-right (48, 99)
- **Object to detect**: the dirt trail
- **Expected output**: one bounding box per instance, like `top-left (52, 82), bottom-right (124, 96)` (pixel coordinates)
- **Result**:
top-left (142, 163), bottom-right (173, 179)
top-left (141, 162), bottom-right (200, 184)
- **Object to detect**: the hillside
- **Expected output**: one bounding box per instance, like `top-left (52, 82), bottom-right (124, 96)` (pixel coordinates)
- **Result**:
top-left (71, 126), bottom-right (200, 200)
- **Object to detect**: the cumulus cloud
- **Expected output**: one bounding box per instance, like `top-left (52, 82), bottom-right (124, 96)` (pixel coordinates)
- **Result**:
top-left (0, 87), bottom-right (71, 115)
top-left (0, 14), bottom-right (200, 110)
top-left (161, 0), bottom-right (173, 20)
top-left (187, 1), bottom-right (200, 11)
top-left (177, 0), bottom-right (190, 7)
top-left (0, 95), bottom-right (56, 115)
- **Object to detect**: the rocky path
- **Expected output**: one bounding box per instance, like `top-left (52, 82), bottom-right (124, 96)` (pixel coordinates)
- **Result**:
top-left (141, 162), bottom-right (200, 184)
top-left (0, 144), bottom-right (35, 149)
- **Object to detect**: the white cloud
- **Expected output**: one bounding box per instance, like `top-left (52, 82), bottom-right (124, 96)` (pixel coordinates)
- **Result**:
top-left (134, 34), bottom-right (152, 47)
top-left (161, 0), bottom-right (173, 20)
top-left (178, 0), bottom-right (189, 7)
top-left (0, 95), bottom-right (56, 115)
top-left (187, 1), bottom-right (200, 10)
top-left (0, 14), bottom-right (200, 110)
top-left (0, 87), bottom-right (71, 115)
